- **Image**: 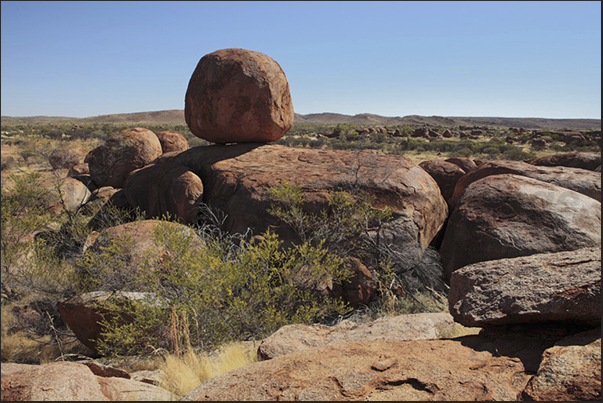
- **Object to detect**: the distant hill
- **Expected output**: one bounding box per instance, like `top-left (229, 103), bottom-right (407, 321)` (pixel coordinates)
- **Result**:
top-left (2, 110), bottom-right (600, 130)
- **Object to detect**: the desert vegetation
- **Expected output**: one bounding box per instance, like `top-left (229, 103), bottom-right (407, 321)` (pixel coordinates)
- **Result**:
top-left (1, 119), bottom-right (600, 398)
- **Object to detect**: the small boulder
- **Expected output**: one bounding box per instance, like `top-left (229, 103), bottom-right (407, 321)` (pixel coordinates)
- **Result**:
top-left (522, 327), bottom-right (601, 401)
top-left (184, 48), bottom-right (294, 143)
top-left (155, 130), bottom-right (189, 154)
top-left (419, 159), bottom-right (466, 208)
top-left (67, 162), bottom-right (90, 177)
top-left (125, 161), bottom-right (204, 225)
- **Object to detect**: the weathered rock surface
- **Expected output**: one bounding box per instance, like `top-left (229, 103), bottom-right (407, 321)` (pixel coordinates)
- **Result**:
top-left (56, 176), bottom-right (92, 212)
top-left (56, 291), bottom-right (166, 354)
top-left (89, 186), bottom-right (120, 205)
top-left (445, 157), bottom-right (483, 173)
top-left (440, 174), bottom-right (601, 277)
top-left (181, 337), bottom-right (531, 401)
top-left (257, 312), bottom-right (473, 360)
top-left (1, 362), bottom-right (108, 401)
top-left (522, 327), bottom-right (601, 401)
top-left (527, 151), bottom-right (601, 171)
top-left (67, 162), bottom-right (90, 177)
top-left (125, 161), bottom-right (204, 225)
top-left (185, 48), bottom-right (294, 143)
top-left (95, 376), bottom-right (173, 401)
top-left (125, 143), bottom-right (448, 252)
top-left (448, 247), bottom-right (602, 327)
top-left (0, 361), bottom-right (173, 401)
top-left (418, 159), bottom-right (466, 207)
top-left (155, 130), bottom-right (189, 154)
top-left (449, 160), bottom-right (601, 208)
top-left (84, 127), bottom-right (162, 188)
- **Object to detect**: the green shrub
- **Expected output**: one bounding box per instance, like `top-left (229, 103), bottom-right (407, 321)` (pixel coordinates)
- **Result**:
top-left (452, 148), bottom-right (473, 157)
top-left (80, 220), bottom-right (352, 356)
top-left (266, 182), bottom-right (448, 314)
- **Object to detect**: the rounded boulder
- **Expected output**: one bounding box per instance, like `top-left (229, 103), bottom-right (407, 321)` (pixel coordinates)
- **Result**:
top-left (184, 48), bottom-right (294, 143)
top-left (84, 127), bottom-right (162, 188)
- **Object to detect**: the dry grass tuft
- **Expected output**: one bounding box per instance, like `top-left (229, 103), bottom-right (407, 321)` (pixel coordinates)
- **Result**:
top-left (158, 342), bottom-right (258, 398)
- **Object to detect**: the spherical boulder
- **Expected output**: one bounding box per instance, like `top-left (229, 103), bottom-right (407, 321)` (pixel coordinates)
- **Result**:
top-left (155, 130), bottom-right (189, 154)
top-left (84, 127), bottom-right (162, 188)
top-left (184, 48), bottom-right (294, 144)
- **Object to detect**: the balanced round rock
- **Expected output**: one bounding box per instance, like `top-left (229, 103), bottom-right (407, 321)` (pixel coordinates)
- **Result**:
top-left (184, 48), bottom-right (294, 143)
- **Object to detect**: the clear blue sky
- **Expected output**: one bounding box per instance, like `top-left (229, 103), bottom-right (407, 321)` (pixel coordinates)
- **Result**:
top-left (1, 1), bottom-right (601, 119)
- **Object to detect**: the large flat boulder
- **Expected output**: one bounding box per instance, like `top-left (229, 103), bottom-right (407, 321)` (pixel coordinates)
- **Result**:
top-left (1, 362), bottom-right (108, 401)
top-left (526, 151), bottom-right (601, 171)
top-left (440, 174), bottom-right (601, 278)
top-left (181, 337), bottom-right (532, 401)
top-left (448, 247), bottom-right (602, 327)
top-left (185, 48), bottom-right (294, 143)
top-left (125, 143), bottom-right (449, 252)
top-left (449, 160), bottom-right (601, 208)
top-left (257, 312), bottom-right (471, 360)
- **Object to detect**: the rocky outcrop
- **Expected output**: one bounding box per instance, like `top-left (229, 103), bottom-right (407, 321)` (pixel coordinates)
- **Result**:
top-left (181, 337), bottom-right (532, 401)
top-left (439, 174), bottom-right (601, 278)
top-left (448, 247), bottom-right (602, 327)
top-left (257, 312), bottom-right (471, 360)
top-left (124, 143), bottom-right (449, 252)
top-left (84, 127), bottom-right (162, 188)
top-left (449, 160), bottom-right (601, 208)
top-left (0, 361), bottom-right (173, 401)
top-left (184, 48), bottom-right (294, 143)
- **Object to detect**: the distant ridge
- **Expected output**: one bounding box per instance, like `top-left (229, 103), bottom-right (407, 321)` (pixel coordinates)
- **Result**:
top-left (2, 110), bottom-right (600, 130)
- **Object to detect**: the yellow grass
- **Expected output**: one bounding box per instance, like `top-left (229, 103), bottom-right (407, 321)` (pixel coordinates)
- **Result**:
top-left (158, 341), bottom-right (258, 398)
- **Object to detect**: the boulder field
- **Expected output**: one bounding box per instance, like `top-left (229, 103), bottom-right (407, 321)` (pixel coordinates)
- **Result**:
top-left (6, 46), bottom-right (599, 400)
